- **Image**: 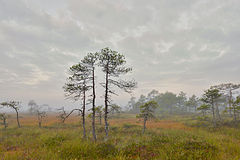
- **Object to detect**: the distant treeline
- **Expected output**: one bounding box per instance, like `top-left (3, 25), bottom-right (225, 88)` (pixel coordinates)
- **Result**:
top-left (127, 83), bottom-right (240, 126)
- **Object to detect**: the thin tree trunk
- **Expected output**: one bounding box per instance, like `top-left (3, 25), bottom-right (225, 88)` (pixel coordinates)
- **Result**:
top-left (82, 86), bottom-right (86, 139)
top-left (229, 90), bottom-right (233, 117)
top-left (211, 100), bottom-right (216, 127)
top-left (3, 118), bottom-right (7, 129)
top-left (15, 109), bottom-right (21, 128)
top-left (215, 103), bottom-right (221, 121)
top-left (143, 117), bottom-right (147, 134)
top-left (231, 89), bottom-right (237, 121)
top-left (92, 68), bottom-right (97, 141)
top-left (104, 70), bottom-right (109, 138)
top-left (37, 113), bottom-right (42, 128)
top-left (99, 114), bottom-right (102, 125)
top-left (233, 106), bottom-right (237, 121)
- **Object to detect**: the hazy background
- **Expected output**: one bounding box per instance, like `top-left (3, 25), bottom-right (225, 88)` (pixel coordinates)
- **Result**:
top-left (0, 0), bottom-right (239, 110)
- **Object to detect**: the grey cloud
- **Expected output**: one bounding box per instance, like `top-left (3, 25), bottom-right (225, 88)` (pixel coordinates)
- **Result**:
top-left (0, 0), bottom-right (240, 107)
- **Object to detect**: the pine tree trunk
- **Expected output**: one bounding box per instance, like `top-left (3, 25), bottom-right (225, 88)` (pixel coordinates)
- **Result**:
top-left (229, 90), bottom-right (233, 117)
top-left (15, 109), bottom-right (21, 128)
top-left (230, 89), bottom-right (237, 122)
top-left (38, 114), bottom-right (42, 128)
top-left (3, 118), bottom-right (7, 129)
top-left (92, 68), bottom-right (97, 141)
top-left (99, 114), bottom-right (102, 125)
top-left (215, 103), bottom-right (220, 120)
top-left (104, 70), bottom-right (109, 139)
top-left (233, 105), bottom-right (237, 121)
top-left (82, 88), bottom-right (86, 139)
top-left (143, 117), bottom-right (147, 134)
top-left (211, 100), bottom-right (216, 127)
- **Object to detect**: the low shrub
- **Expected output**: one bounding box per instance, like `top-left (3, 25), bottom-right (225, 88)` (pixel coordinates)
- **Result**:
top-left (43, 134), bottom-right (66, 148)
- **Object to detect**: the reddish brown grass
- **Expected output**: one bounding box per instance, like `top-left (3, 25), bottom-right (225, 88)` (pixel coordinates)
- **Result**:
top-left (109, 118), bottom-right (192, 130)
top-left (5, 114), bottom-right (191, 131)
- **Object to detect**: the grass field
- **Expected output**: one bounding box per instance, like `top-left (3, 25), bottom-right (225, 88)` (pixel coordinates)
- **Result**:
top-left (1, 114), bottom-right (240, 160)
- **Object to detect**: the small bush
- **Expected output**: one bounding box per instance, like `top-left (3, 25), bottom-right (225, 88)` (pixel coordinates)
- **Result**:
top-left (122, 123), bottom-right (138, 129)
top-left (60, 142), bottom-right (94, 159)
top-left (150, 135), bottom-right (171, 145)
top-left (43, 134), bottom-right (66, 148)
top-left (60, 141), bottom-right (117, 159)
top-left (96, 143), bottom-right (118, 158)
top-left (122, 143), bottom-right (157, 160)
top-left (97, 126), bottom-right (105, 133)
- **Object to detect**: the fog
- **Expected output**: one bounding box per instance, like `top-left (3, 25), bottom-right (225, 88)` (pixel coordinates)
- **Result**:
top-left (1, 0), bottom-right (240, 109)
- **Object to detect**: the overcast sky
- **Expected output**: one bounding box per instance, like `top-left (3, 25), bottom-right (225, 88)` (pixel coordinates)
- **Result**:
top-left (0, 0), bottom-right (240, 109)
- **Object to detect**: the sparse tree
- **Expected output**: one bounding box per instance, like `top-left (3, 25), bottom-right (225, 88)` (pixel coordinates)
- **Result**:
top-left (57, 107), bottom-right (82, 124)
top-left (81, 52), bottom-right (98, 141)
top-left (214, 96), bottom-right (226, 121)
top-left (110, 104), bottom-right (121, 114)
top-left (98, 47), bottom-right (137, 138)
top-left (155, 92), bottom-right (178, 114)
top-left (132, 95), bottom-right (147, 114)
top-left (35, 105), bottom-right (47, 128)
top-left (233, 96), bottom-right (240, 120)
top-left (28, 101), bottom-right (48, 127)
top-left (186, 95), bottom-right (199, 112)
top-left (137, 100), bottom-right (158, 134)
top-left (0, 113), bottom-right (8, 129)
top-left (127, 97), bottom-right (136, 112)
top-left (109, 104), bottom-right (121, 119)
top-left (28, 100), bottom-right (37, 115)
top-left (177, 91), bottom-right (187, 112)
top-left (211, 83), bottom-right (240, 121)
top-left (63, 63), bottom-right (91, 138)
top-left (137, 95), bottom-right (147, 106)
top-left (57, 107), bottom-right (67, 123)
top-left (1, 101), bottom-right (21, 128)
top-left (197, 104), bottom-right (210, 117)
top-left (201, 89), bottom-right (222, 126)
top-left (147, 89), bottom-right (159, 100)
top-left (37, 109), bottom-right (46, 128)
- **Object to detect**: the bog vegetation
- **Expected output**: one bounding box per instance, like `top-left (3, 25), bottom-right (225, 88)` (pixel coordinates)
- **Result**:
top-left (1, 48), bottom-right (240, 159)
